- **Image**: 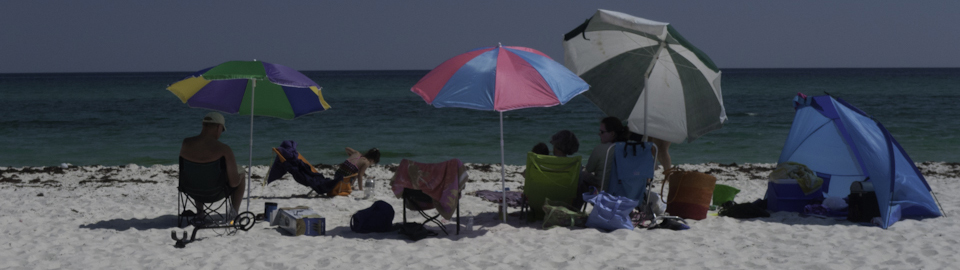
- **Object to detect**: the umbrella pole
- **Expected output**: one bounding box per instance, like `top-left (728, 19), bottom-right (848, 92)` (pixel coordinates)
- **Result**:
top-left (500, 111), bottom-right (507, 222)
top-left (642, 41), bottom-right (667, 141)
top-left (246, 79), bottom-right (255, 212)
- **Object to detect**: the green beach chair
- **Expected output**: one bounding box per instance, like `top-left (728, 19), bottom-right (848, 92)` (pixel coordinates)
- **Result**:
top-left (522, 152), bottom-right (582, 222)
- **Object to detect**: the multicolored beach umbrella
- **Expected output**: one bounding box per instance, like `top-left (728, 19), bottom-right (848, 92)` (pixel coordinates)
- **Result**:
top-left (168, 60), bottom-right (330, 119)
top-left (563, 9), bottom-right (726, 144)
top-left (412, 44), bottom-right (590, 222)
top-left (167, 60), bottom-right (330, 211)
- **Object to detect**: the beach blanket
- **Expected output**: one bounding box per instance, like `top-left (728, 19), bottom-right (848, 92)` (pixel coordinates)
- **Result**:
top-left (390, 159), bottom-right (467, 220)
top-left (474, 190), bottom-right (525, 207)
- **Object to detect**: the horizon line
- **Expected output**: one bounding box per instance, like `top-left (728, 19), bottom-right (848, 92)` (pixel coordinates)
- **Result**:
top-left (3, 66), bottom-right (960, 75)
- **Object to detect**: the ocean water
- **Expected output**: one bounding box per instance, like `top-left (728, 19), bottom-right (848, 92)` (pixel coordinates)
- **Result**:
top-left (1, 68), bottom-right (958, 167)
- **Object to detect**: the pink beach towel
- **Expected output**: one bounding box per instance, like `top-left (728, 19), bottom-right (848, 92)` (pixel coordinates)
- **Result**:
top-left (391, 159), bottom-right (468, 220)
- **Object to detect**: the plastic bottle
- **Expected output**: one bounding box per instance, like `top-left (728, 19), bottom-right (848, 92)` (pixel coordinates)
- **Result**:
top-left (465, 211), bottom-right (474, 232)
top-left (363, 178), bottom-right (375, 199)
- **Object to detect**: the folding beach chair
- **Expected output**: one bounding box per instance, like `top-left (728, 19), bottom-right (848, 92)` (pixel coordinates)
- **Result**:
top-left (401, 188), bottom-right (447, 236)
top-left (604, 141), bottom-right (657, 204)
top-left (174, 156), bottom-right (255, 248)
top-left (266, 141), bottom-right (355, 197)
top-left (601, 141), bottom-right (663, 228)
top-left (177, 156), bottom-right (233, 227)
top-left (391, 159), bottom-right (468, 236)
top-left (520, 152), bottom-right (582, 222)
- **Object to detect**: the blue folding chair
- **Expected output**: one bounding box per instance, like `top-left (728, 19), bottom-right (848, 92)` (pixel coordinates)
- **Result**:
top-left (604, 141), bottom-right (656, 202)
top-left (599, 140), bottom-right (668, 228)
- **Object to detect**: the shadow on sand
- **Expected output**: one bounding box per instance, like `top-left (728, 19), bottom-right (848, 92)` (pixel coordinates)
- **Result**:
top-left (79, 215), bottom-right (182, 231)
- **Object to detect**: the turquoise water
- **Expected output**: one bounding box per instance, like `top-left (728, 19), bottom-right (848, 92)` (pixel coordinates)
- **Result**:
top-left (1, 68), bottom-right (958, 167)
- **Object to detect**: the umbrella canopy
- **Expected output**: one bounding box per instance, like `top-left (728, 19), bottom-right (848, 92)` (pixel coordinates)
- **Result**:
top-left (168, 60), bottom-right (330, 119)
top-left (412, 44), bottom-right (590, 221)
top-left (167, 60), bottom-right (330, 210)
top-left (563, 9), bottom-right (725, 143)
top-left (413, 45), bottom-right (588, 111)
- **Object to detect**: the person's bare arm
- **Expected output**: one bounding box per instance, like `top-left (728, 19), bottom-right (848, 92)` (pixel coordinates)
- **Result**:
top-left (345, 147), bottom-right (359, 156)
top-left (357, 159), bottom-right (370, 185)
top-left (222, 145), bottom-right (244, 187)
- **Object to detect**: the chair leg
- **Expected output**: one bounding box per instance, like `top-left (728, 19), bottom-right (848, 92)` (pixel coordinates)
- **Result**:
top-left (416, 208), bottom-right (447, 235)
top-left (456, 199), bottom-right (460, 235)
top-left (177, 192), bottom-right (184, 227)
top-left (403, 194), bottom-right (449, 235)
top-left (519, 195), bottom-right (530, 223)
top-left (178, 192), bottom-right (198, 228)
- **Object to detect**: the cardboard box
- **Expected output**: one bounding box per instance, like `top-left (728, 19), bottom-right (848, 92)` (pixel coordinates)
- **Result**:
top-left (273, 206), bottom-right (325, 236)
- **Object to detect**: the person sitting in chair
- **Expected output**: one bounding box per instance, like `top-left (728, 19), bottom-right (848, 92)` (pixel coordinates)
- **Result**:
top-left (549, 130), bottom-right (580, 157)
top-left (582, 117), bottom-right (629, 190)
top-left (179, 112), bottom-right (246, 215)
top-left (531, 142), bottom-right (550, 155)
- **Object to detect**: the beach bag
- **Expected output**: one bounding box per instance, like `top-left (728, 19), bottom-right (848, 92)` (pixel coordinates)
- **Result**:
top-left (542, 198), bottom-right (588, 229)
top-left (350, 200), bottom-right (394, 233)
top-left (847, 181), bottom-right (880, 223)
top-left (662, 169), bottom-right (716, 220)
top-left (583, 191), bottom-right (639, 231)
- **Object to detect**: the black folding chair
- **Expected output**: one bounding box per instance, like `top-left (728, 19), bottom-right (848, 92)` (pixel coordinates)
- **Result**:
top-left (401, 188), bottom-right (460, 235)
top-left (174, 156), bottom-right (254, 248)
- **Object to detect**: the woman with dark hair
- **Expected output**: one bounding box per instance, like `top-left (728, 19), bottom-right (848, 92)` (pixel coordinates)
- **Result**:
top-left (341, 147), bottom-right (380, 191)
top-left (549, 130), bottom-right (580, 157)
top-left (582, 116), bottom-right (628, 189)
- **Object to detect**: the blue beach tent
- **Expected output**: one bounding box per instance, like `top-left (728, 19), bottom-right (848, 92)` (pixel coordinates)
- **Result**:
top-left (777, 94), bottom-right (941, 228)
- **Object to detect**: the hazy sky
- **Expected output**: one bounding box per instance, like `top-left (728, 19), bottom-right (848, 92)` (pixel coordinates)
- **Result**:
top-left (3, 1), bottom-right (958, 73)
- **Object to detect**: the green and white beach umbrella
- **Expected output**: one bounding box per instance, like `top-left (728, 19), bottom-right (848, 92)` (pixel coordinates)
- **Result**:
top-left (563, 9), bottom-right (726, 143)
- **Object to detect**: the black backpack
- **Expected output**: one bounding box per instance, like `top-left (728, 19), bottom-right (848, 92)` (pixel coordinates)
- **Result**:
top-left (350, 200), bottom-right (395, 233)
top-left (847, 181), bottom-right (881, 223)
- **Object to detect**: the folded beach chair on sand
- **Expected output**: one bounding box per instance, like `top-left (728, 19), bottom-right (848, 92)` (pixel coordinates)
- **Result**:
top-left (391, 159), bottom-right (468, 236)
top-left (174, 156), bottom-right (255, 248)
top-left (266, 140), bottom-right (355, 197)
top-left (521, 152), bottom-right (581, 222)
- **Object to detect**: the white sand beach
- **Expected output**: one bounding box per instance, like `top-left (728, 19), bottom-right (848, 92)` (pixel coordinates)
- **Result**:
top-left (1, 162), bottom-right (958, 269)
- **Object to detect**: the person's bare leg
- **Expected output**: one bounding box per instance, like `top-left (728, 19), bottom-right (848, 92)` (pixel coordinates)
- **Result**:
top-left (231, 178), bottom-right (246, 213)
top-left (650, 137), bottom-right (672, 171)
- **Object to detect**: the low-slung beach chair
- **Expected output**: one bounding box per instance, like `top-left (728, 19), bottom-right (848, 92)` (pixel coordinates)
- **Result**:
top-left (391, 159), bottom-right (468, 236)
top-left (521, 152), bottom-right (582, 222)
top-left (265, 141), bottom-right (353, 197)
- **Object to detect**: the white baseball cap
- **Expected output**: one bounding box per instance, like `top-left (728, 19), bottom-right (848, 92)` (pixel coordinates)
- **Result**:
top-left (202, 112), bottom-right (226, 131)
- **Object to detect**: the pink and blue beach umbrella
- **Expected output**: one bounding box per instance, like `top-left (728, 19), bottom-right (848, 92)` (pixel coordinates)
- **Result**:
top-left (412, 45), bottom-right (589, 112)
top-left (411, 45), bottom-right (590, 222)
top-left (167, 60), bottom-right (330, 211)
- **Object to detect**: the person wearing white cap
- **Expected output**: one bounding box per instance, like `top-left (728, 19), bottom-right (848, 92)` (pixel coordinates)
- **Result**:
top-left (180, 112), bottom-right (246, 215)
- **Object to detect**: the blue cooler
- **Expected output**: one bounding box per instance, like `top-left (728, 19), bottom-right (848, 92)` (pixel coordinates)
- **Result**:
top-left (765, 179), bottom-right (824, 212)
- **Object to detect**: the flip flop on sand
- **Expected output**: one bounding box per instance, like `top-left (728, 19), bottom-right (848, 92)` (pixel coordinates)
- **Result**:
top-left (648, 217), bottom-right (690, 231)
